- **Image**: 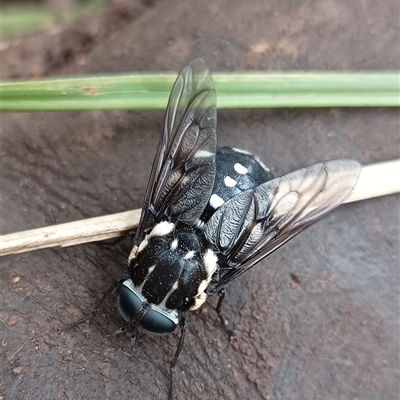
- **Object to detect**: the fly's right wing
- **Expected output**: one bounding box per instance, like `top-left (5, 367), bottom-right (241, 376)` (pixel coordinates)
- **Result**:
top-left (204, 160), bottom-right (361, 294)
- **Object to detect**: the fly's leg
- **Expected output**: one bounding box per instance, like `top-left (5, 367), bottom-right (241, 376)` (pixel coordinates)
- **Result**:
top-left (216, 289), bottom-right (234, 338)
top-left (62, 280), bottom-right (120, 331)
top-left (106, 325), bottom-right (145, 353)
top-left (129, 329), bottom-right (140, 352)
top-left (168, 311), bottom-right (188, 400)
top-left (92, 232), bottom-right (135, 248)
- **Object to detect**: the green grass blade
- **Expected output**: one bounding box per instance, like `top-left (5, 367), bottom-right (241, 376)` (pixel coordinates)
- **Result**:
top-left (0, 1), bottom-right (107, 37)
top-left (1, 3), bottom-right (53, 36)
top-left (1, 72), bottom-right (399, 111)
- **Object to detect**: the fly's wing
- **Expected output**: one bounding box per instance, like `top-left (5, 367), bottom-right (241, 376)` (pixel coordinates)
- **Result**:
top-left (204, 160), bottom-right (361, 294)
top-left (134, 59), bottom-right (217, 244)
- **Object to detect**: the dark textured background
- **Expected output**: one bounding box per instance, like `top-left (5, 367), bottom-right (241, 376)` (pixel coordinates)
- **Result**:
top-left (1, 1), bottom-right (399, 399)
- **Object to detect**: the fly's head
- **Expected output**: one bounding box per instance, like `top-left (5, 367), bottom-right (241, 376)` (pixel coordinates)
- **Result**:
top-left (116, 278), bottom-right (178, 335)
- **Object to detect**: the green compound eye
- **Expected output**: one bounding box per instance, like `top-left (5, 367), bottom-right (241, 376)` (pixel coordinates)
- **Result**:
top-left (117, 282), bottom-right (177, 335)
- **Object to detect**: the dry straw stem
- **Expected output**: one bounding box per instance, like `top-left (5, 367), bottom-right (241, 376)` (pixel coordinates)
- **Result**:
top-left (1, 160), bottom-right (399, 257)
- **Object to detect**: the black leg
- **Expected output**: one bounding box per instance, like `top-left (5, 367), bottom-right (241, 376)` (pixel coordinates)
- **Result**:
top-left (216, 289), bottom-right (234, 338)
top-left (62, 280), bottom-right (120, 331)
top-left (106, 325), bottom-right (145, 352)
top-left (168, 311), bottom-right (188, 400)
top-left (92, 232), bottom-right (134, 248)
top-left (129, 329), bottom-right (139, 352)
top-left (106, 324), bottom-right (131, 337)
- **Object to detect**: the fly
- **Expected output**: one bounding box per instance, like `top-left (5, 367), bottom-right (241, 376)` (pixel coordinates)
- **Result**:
top-left (65, 59), bottom-right (361, 399)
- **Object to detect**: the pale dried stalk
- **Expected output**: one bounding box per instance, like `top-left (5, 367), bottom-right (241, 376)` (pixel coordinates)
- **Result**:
top-left (1, 160), bottom-right (399, 256)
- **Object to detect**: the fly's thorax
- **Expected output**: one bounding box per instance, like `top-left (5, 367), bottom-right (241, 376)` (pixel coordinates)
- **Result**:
top-left (127, 222), bottom-right (219, 314)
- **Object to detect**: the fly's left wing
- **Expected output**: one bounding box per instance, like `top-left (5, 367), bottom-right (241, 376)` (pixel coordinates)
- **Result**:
top-left (204, 160), bottom-right (361, 294)
top-left (134, 59), bottom-right (217, 245)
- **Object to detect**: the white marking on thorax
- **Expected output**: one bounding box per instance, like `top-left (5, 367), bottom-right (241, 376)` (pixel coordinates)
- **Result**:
top-left (234, 163), bottom-right (248, 175)
top-left (158, 279), bottom-right (180, 310)
top-left (203, 249), bottom-right (218, 277)
top-left (190, 292), bottom-right (207, 311)
top-left (184, 250), bottom-right (195, 260)
top-left (190, 249), bottom-right (219, 311)
top-left (224, 176), bottom-right (237, 187)
top-left (128, 245), bottom-right (139, 262)
top-left (197, 279), bottom-right (209, 296)
top-left (210, 193), bottom-right (225, 208)
top-left (138, 264), bottom-right (157, 292)
top-left (130, 222), bottom-right (175, 260)
top-left (149, 221), bottom-right (175, 238)
top-left (138, 238), bottom-right (149, 253)
top-left (148, 265), bottom-right (156, 274)
top-left (194, 150), bottom-right (214, 158)
top-left (171, 238), bottom-right (178, 250)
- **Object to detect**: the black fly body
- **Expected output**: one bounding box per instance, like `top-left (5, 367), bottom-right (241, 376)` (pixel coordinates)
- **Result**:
top-left (65, 59), bottom-right (361, 399)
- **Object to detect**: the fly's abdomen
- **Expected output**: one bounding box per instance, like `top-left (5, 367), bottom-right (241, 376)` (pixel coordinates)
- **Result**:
top-left (200, 147), bottom-right (274, 222)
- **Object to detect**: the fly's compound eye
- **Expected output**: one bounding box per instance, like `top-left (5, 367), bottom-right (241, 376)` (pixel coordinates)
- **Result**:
top-left (116, 281), bottom-right (177, 335)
